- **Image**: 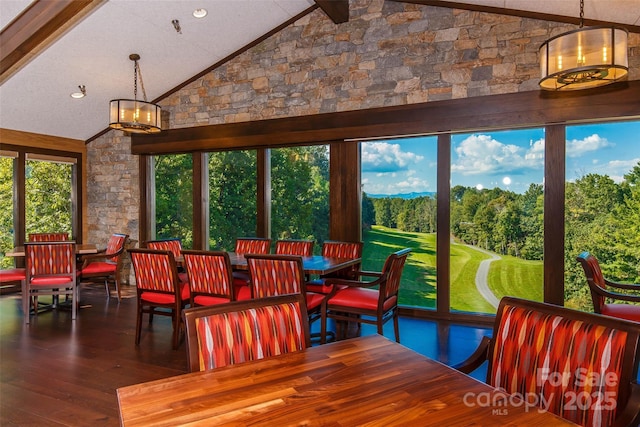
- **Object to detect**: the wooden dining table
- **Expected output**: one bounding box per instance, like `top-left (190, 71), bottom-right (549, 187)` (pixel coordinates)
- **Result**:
top-left (117, 334), bottom-right (576, 426)
top-left (227, 252), bottom-right (361, 276)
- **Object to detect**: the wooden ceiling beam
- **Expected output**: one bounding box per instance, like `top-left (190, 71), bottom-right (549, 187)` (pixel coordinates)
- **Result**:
top-left (0, 0), bottom-right (104, 84)
top-left (392, 0), bottom-right (640, 33)
top-left (131, 80), bottom-right (640, 155)
top-left (314, 0), bottom-right (349, 24)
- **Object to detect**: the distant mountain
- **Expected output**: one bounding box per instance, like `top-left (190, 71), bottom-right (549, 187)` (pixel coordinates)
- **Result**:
top-left (366, 191), bottom-right (436, 199)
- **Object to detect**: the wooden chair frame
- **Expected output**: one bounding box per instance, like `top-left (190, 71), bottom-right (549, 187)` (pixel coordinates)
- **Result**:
top-left (23, 241), bottom-right (77, 324)
top-left (181, 249), bottom-right (235, 306)
top-left (183, 294), bottom-right (310, 372)
top-left (455, 296), bottom-right (640, 427)
top-left (321, 248), bottom-right (410, 344)
top-left (245, 253), bottom-right (324, 326)
top-left (576, 251), bottom-right (640, 318)
top-left (79, 233), bottom-right (129, 301)
top-left (129, 248), bottom-right (185, 349)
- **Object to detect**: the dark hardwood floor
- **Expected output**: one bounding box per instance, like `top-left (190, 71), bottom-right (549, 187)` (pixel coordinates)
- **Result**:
top-left (0, 285), bottom-right (491, 426)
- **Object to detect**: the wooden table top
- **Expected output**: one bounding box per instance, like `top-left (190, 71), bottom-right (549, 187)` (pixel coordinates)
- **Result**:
top-left (6, 244), bottom-right (98, 257)
top-left (117, 335), bottom-right (575, 426)
top-left (227, 252), bottom-right (361, 276)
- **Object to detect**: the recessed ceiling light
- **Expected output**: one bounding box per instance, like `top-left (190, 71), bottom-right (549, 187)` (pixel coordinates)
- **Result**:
top-left (193, 8), bottom-right (207, 18)
top-left (70, 85), bottom-right (86, 99)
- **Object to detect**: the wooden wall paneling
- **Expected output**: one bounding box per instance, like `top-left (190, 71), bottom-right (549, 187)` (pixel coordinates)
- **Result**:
top-left (544, 124), bottom-right (566, 305)
top-left (436, 134), bottom-right (451, 314)
top-left (15, 152), bottom-right (25, 267)
top-left (329, 141), bottom-right (361, 242)
top-left (139, 155), bottom-right (151, 245)
top-left (256, 149), bottom-right (271, 238)
top-left (192, 153), bottom-right (208, 249)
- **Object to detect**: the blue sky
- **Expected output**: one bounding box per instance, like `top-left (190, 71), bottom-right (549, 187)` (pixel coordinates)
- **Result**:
top-left (361, 120), bottom-right (640, 195)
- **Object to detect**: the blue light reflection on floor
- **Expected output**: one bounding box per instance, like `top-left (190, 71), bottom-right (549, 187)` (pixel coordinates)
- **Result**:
top-left (312, 316), bottom-right (492, 382)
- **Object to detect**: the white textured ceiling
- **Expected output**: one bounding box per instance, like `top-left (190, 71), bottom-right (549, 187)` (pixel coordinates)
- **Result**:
top-left (1, 0), bottom-right (639, 142)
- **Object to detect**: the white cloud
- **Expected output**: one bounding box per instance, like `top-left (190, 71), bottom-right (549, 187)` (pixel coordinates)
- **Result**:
top-left (364, 171), bottom-right (431, 194)
top-left (593, 158), bottom-right (640, 183)
top-left (361, 141), bottom-right (424, 173)
top-left (452, 134), bottom-right (544, 175)
top-left (566, 134), bottom-right (613, 158)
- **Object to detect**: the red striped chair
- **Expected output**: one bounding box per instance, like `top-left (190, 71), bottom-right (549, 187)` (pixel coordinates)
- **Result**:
top-left (275, 239), bottom-right (314, 256)
top-left (576, 251), bottom-right (640, 322)
top-left (306, 240), bottom-right (363, 294)
top-left (23, 241), bottom-right (77, 324)
top-left (455, 296), bottom-right (640, 427)
top-left (146, 238), bottom-right (189, 296)
top-left (28, 232), bottom-right (69, 242)
top-left (129, 248), bottom-right (188, 349)
top-left (245, 253), bottom-right (325, 334)
top-left (79, 233), bottom-right (129, 301)
top-left (233, 237), bottom-right (271, 300)
top-left (146, 238), bottom-right (182, 259)
top-left (321, 248), bottom-right (410, 344)
top-left (183, 294), bottom-right (309, 372)
top-left (182, 250), bottom-right (235, 306)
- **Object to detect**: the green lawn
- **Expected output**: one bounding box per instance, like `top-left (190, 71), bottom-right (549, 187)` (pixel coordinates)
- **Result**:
top-left (363, 226), bottom-right (543, 313)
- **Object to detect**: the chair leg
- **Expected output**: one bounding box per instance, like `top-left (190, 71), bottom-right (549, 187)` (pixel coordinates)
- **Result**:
top-left (135, 303), bottom-right (143, 345)
top-left (114, 275), bottom-right (121, 302)
top-left (321, 305), bottom-right (327, 344)
top-left (171, 311), bottom-right (180, 350)
top-left (393, 311), bottom-right (400, 343)
top-left (104, 278), bottom-right (111, 299)
top-left (71, 285), bottom-right (77, 320)
top-left (22, 282), bottom-right (30, 324)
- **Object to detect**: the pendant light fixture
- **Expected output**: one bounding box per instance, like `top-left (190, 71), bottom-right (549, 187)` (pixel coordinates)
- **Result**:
top-left (539, 0), bottom-right (628, 91)
top-left (109, 54), bottom-right (162, 133)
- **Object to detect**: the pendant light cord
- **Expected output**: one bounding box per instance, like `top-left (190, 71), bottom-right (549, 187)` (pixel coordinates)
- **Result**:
top-left (133, 59), bottom-right (149, 102)
top-left (579, 0), bottom-right (584, 28)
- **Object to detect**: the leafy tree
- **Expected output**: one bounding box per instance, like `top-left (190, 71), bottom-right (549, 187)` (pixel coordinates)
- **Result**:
top-left (362, 192), bottom-right (375, 230)
top-left (0, 158), bottom-right (14, 268)
top-left (208, 150), bottom-right (257, 251)
top-left (155, 154), bottom-right (193, 248)
top-left (25, 160), bottom-right (72, 236)
top-left (271, 146), bottom-right (329, 245)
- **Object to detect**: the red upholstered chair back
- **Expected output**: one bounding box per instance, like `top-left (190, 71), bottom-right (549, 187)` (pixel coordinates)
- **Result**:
top-left (234, 238), bottom-right (271, 255)
top-left (182, 250), bottom-right (234, 300)
top-left (321, 241), bottom-right (363, 279)
top-left (146, 238), bottom-right (183, 259)
top-left (105, 233), bottom-right (128, 258)
top-left (25, 241), bottom-right (76, 277)
top-left (28, 232), bottom-right (69, 242)
top-left (129, 249), bottom-right (180, 294)
top-left (275, 239), bottom-right (314, 257)
top-left (183, 294), bottom-right (310, 372)
top-left (487, 297), bottom-right (640, 427)
top-left (246, 254), bottom-right (305, 298)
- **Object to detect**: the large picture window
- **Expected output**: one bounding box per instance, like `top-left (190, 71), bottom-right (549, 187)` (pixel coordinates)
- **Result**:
top-left (361, 137), bottom-right (438, 309)
top-left (271, 146), bottom-right (329, 249)
top-left (154, 154), bottom-right (193, 248)
top-left (450, 129), bottom-right (545, 314)
top-left (564, 120), bottom-right (640, 311)
top-left (208, 150), bottom-right (257, 251)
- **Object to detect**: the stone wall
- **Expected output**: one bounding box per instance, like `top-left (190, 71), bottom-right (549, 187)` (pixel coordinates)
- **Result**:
top-left (85, 0), bottom-right (640, 245)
